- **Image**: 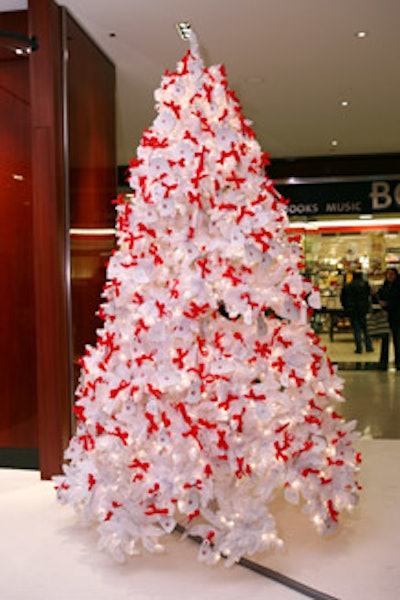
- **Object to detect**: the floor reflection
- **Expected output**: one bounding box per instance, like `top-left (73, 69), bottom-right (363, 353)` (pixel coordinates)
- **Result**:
top-left (316, 332), bottom-right (399, 439)
top-left (336, 369), bottom-right (400, 440)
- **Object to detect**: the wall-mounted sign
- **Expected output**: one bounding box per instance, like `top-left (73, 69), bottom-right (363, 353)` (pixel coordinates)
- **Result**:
top-left (276, 180), bottom-right (400, 216)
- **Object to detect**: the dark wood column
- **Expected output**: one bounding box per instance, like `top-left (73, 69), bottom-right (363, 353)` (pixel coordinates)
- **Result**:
top-left (28, 0), bottom-right (72, 479)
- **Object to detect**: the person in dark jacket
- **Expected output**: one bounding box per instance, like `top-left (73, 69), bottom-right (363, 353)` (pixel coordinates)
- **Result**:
top-left (377, 267), bottom-right (400, 370)
top-left (340, 270), bottom-right (373, 354)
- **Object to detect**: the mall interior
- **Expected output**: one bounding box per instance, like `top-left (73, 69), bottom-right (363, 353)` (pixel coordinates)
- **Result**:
top-left (1, 2), bottom-right (400, 600)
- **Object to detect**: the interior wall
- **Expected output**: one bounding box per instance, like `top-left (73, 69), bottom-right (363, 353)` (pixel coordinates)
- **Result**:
top-left (0, 3), bottom-right (116, 476)
top-left (66, 12), bottom-right (116, 387)
top-left (0, 11), bottom-right (38, 452)
top-left (28, 1), bottom-right (116, 478)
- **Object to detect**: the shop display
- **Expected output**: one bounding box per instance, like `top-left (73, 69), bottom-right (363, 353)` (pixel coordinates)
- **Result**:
top-left (294, 229), bottom-right (400, 339)
top-left (55, 31), bottom-right (361, 567)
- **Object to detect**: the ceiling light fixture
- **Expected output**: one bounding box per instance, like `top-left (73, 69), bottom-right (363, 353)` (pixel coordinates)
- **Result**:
top-left (176, 22), bottom-right (191, 40)
top-left (330, 139), bottom-right (338, 147)
top-left (70, 228), bottom-right (116, 236)
top-left (0, 29), bottom-right (38, 54)
top-left (355, 31), bottom-right (368, 38)
top-left (341, 100), bottom-right (349, 107)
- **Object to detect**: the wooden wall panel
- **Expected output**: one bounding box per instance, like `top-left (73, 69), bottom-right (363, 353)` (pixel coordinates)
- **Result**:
top-left (66, 13), bottom-right (116, 372)
top-left (67, 12), bottom-right (116, 229)
top-left (28, 2), bottom-right (116, 478)
top-left (29, 0), bottom-right (72, 479)
top-left (0, 12), bottom-right (37, 450)
top-left (1, 3), bottom-right (116, 476)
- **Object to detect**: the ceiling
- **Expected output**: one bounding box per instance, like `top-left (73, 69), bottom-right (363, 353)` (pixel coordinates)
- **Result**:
top-left (4, 1), bottom-right (400, 166)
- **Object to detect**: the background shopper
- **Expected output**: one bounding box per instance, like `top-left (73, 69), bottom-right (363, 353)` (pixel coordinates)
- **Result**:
top-left (340, 270), bottom-right (373, 354)
top-left (377, 267), bottom-right (400, 370)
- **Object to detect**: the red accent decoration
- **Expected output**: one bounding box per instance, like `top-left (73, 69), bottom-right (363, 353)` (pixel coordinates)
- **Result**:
top-left (172, 348), bottom-right (189, 369)
top-left (249, 227), bottom-right (273, 252)
top-left (73, 405), bottom-right (86, 422)
top-left (95, 423), bottom-right (105, 436)
top-left (244, 389), bottom-right (266, 402)
top-left (135, 353), bottom-right (155, 367)
top-left (109, 380), bottom-right (130, 399)
top-left (108, 427), bottom-right (129, 446)
top-left (188, 191), bottom-right (202, 208)
top-left (226, 171), bottom-right (246, 190)
top-left (218, 393), bottom-right (239, 410)
top-left (204, 464), bottom-right (213, 478)
top-left (138, 222), bottom-right (156, 238)
top-left (232, 407), bottom-right (246, 433)
top-left (183, 302), bottom-right (210, 319)
top-left (142, 134), bottom-right (169, 149)
top-left (197, 257), bottom-right (211, 278)
top-left (331, 411), bottom-right (343, 420)
top-left (147, 383), bottom-right (163, 399)
top-left (327, 499), bottom-right (339, 522)
top-left (129, 458), bottom-right (150, 471)
top-left (235, 456), bottom-right (252, 478)
top-left (145, 412), bottom-right (159, 435)
top-left (236, 205), bottom-right (255, 224)
top-left (79, 434), bottom-right (95, 451)
top-left (271, 356), bottom-right (285, 373)
top-left (164, 100), bottom-right (181, 119)
top-left (144, 503), bottom-right (169, 516)
top-left (184, 130), bottom-right (199, 145)
top-left (302, 468), bottom-right (320, 478)
top-left (196, 336), bottom-right (208, 357)
top-left (222, 264), bottom-right (242, 286)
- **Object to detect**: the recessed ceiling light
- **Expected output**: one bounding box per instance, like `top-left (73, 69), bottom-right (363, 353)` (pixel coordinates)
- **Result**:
top-left (355, 31), bottom-right (368, 38)
top-left (176, 22), bottom-right (191, 40)
top-left (341, 100), bottom-right (349, 107)
top-left (330, 139), bottom-right (338, 147)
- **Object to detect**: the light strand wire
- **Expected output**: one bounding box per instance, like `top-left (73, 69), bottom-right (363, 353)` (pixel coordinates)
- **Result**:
top-left (174, 523), bottom-right (339, 600)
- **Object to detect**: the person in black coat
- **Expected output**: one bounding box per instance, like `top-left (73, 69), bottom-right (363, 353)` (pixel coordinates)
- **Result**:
top-left (377, 267), bottom-right (400, 370)
top-left (340, 270), bottom-right (373, 354)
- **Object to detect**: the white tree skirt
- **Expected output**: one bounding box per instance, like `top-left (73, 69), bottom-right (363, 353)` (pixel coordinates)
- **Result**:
top-left (0, 439), bottom-right (398, 600)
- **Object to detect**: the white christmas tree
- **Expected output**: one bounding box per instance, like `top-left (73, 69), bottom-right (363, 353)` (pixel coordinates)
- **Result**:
top-left (55, 31), bottom-right (361, 566)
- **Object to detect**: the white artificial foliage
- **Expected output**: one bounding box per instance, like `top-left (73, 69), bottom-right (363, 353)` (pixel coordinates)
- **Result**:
top-left (55, 30), bottom-right (361, 565)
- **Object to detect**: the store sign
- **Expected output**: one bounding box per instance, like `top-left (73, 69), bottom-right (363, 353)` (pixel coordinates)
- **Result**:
top-left (276, 179), bottom-right (400, 216)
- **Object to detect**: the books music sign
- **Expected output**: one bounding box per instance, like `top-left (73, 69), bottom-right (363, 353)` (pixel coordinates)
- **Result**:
top-left (276, 179), bottom-right (400, 217)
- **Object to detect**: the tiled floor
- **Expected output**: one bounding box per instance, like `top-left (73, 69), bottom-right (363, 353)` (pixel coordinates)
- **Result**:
top-left (336, 368), bottom-right (400, 439)
top-left (319, 332), bottom-right (400, 440)
top-left (320, 330), bottom-right (383, 364)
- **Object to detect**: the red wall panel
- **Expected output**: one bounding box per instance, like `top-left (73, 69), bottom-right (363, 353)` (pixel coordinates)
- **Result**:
top-left (0, 12), bottom-right (37, 448)
top-left (0, 5), bottom-right (116, 475)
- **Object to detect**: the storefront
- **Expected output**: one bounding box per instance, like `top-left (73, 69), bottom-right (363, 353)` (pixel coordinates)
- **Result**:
top-left (278, 177), bottom-right (400, 304)
top-left (277, 177), bottom-right (400, 365)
